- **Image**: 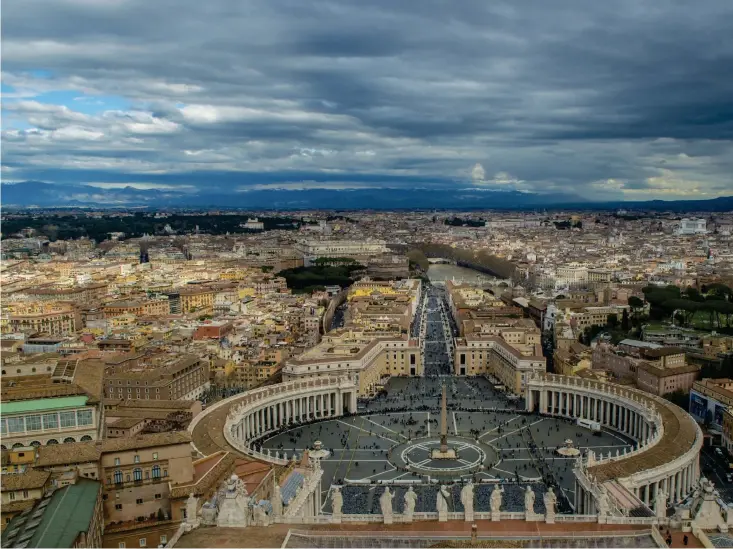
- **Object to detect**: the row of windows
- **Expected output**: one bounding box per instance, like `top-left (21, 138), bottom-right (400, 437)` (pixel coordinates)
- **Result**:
top-left (114, 452), bottom-right (158, 465)
top-left (1, 409), bottom-right (93, 434)
top-left (111, 465), bottom-right (167, 484)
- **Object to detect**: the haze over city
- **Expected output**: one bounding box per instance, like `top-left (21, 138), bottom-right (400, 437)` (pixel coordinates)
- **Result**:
top-left (2, 0), bottom-right (733, 208)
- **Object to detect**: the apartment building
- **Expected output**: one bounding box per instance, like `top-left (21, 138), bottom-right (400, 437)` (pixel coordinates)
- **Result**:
top-left (177, 286), bottom-right (216, 313)
top-left (99, 432), bottom-right (193, 525)
top-left (103, 299), bottom-right (170, 318)
top-left (554, 342), bottom-right (592, 377)
top-left (636, 361), bottom-right (700, 396)
top-left (24, 283), bottom-right (108, 305)
top-left (690, 378), bottom-right (733, 432)
top-left (104, 353), bottom-right (210, 401)
top-left (8, 303), bottom-right (81, 336)
top-left (283, 328), bottom-right (422, 396)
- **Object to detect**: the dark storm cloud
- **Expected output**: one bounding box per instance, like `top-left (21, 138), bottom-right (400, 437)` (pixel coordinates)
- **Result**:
top-left (2, 0), bottom-right (732, 199)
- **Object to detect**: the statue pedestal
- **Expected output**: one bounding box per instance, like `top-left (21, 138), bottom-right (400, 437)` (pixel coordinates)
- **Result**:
top-left (525, 512), bottom-right (539, 522)
top-left (491, 511), bottom-right (501, 522)
top-left (384, 514), bottom-right (393, 525)
top-left (431, 448), bottom-right (457, 459)
top-left (465, 512), bottom-right (474, 522)
top-left (438, 511), bottom-right (448, 522)
top-left (545, 512), bottom-right (555, 524)
top-left (332, 514), bottom-right (341, 524)
top-left (403, 512), bottom-right (413, 523)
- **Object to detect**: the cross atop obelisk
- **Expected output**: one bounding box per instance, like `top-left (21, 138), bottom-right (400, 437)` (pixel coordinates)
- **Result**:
top-left (440, 383), bottom-right (448, 453)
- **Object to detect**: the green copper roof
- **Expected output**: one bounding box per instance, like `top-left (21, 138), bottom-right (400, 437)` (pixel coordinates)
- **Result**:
top-left (0, 396), bottom-right (88, 416)
top-left (2, 478), bottom-right (101, 548)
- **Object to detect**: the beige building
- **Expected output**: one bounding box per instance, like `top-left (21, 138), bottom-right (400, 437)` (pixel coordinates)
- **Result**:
top-left (636, 362), bottom-right (700, 396)
top-left (103, 299), bottom-right (170, 318)
top-left (283, 328), bottom-right (422, 396)
top-left (8, 303), bottom-right (81, 335)
top-left (104, 353), bottom-right (210, 401)
top-left (454, 332), bottom-right (546, 394)
top-left (100, 432), bottom-right (193, 525)
top-left (178, 287), bottom-right (216, 313)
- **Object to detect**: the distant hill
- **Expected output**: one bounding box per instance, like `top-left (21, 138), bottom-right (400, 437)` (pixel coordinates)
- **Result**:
top-left (1, 180), bottom-right (731, 211)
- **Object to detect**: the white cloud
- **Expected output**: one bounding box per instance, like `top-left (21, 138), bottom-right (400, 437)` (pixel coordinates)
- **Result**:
top-left (471, 162), bottom-right (486, 183)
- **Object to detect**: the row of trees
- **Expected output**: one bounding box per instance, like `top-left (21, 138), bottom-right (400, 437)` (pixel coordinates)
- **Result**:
top-left (642, 283), bottom-right (733, 329)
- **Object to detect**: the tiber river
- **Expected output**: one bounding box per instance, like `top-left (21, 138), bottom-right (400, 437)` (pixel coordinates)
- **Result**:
top-left (426, 263), bottom-right (497, 284)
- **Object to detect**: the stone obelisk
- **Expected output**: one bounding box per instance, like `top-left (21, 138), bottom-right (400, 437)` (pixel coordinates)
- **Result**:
top-left (440, 384), bottom-right (449, 453)
top-left (432, 383), bottom-right (456, 459)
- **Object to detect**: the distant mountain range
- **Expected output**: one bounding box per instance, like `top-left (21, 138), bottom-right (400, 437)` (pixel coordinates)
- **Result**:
top-left (2, 181), bottom-right (732, 211)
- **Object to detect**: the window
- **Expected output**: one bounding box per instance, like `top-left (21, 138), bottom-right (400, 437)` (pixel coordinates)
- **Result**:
top-left (115, 504), bottom-right (123, 510)
top-left (59, 411), bottom-right (76, 428)
top-left (160, 535), bottom-right (167, 545)
top-left (76, 409), bottom-right (93, 426)
top-left (133, 468), bottom-right (142, 481)
top-left (154, 493), bottom-right (162, 499)
top-left (26, 415), bottom-right (42, 431)
top-left (163, 469), bottom-right (168, 477)
top-left (22, 490), bottom-right (28, 498)
top-left (139, 538), bottom-right (146, 547)
top-left (7, 417), bottom-right (24, 433)
top-left (136, 498), bottom-right (143, 505)
top-left (103, 494), bottom-right (108, 501)
top-left (42, 413), bottom-right (59, 429)
top-left (134, 455), bottom-right (140, 464)
top-left (9, 492), bottom-right (15, 501)
top-left (119, 543), bottom-right (126, 548)
top-left (152, 452), bottom-right (158, 460)
top-left (114, 470), bottom-right (123, 484)
top-left (0, 420), bottom-right (5, 435)
top-left (152, 465), bottom-right (160, 479)
top-left (114, 458), bottom-right (121, 466)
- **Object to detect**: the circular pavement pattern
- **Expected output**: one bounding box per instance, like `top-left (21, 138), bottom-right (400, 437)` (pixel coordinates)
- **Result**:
top-left (390, 435), bottom-right (498, 476)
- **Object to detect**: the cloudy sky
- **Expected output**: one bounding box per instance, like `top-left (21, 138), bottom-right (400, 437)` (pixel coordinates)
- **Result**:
top-left (2, 0), bottom-right (733, 201)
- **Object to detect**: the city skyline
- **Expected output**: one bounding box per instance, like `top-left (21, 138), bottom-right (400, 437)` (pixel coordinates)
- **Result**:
top-left (3, 0), bottom-right (733, 204)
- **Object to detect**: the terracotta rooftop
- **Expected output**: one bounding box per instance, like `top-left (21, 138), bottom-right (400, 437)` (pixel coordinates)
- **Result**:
top-left (588, 389), bottom-right (699, 482)
top-left (1, 469), bottom-right (51, 491)
top-left (34, 441), bottom-right (100, 467)
top-left (100, 431), bottom-right (191, 453)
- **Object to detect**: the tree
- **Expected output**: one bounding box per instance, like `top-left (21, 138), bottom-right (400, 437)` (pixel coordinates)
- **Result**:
top-left (607, 314), bottom-right (619, 329)
top-left (663, 389), bottom-right (689, 411)
top-left (621, 309), bottom-right (630, 331)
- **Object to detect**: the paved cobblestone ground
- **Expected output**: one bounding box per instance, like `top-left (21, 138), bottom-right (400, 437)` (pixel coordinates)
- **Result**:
top-left (259, 377), bottom-right (635, 513)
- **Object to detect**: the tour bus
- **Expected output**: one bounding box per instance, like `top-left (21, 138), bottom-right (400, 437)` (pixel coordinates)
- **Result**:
top-left (577, 418), bottom-right (602, 434)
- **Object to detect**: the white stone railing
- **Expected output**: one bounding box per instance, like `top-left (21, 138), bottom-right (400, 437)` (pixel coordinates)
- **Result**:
top-left (554, 514), bottom-right (599, 522)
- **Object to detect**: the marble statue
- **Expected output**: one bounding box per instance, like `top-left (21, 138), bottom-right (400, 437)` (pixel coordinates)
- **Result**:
top-left (253, 503), bottom-right (269, 526)
top-left (272, 485), bottom-right (283, 518)
top-left (380, 487), bottom-right (394, 524)
top-left (404, 486), bottom-right (417, 522)
top-left (437, 485), bottom-right (450, 522)
top-left (654, 488), bottom-right (667, 519)
top-left (185, 492), bottom-right (199, 528)
top-left (331, 486), bottom-right (343, 523)
top-left (524, 486), bottom-right (535, 517)
top-left (597, 485), bottom-right (610, 517)
top-left (217, 474), bottom-right (249, 528)
top-left (544, 488), bottom-right (557, 524)
top-left (490, 484), bottom-right (503, 513)
top-left (461, 482), bottom-right (475, 522)
top-left (201, 503), bottom-right (217, 526)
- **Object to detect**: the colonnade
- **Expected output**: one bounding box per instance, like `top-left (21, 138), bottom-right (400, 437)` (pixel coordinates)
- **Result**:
top-left (526, 373), bottom-right (702, 513)
top-left (531, 384), bottom-right (655, 444)
top-left (233, 390), bottom-right (353, 441)
top-left (222, 376), bottom-right (358, 460)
